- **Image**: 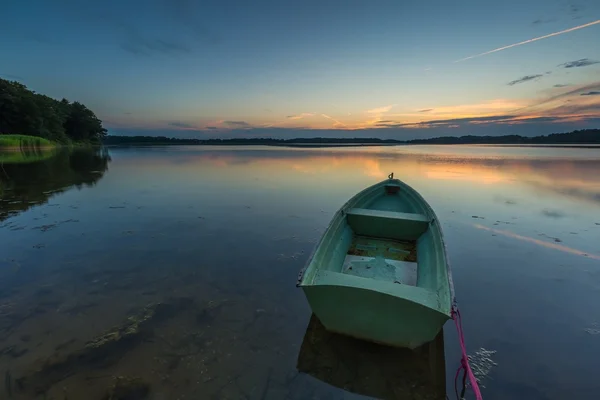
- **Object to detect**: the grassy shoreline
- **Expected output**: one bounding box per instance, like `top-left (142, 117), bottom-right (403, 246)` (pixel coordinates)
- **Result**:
top-left (1, 134), bottom-right (101, 151)
top-left (0, 134), bottom-right (56, 149)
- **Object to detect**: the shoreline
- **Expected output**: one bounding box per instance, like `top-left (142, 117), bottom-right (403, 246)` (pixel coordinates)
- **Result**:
top-left (0, 145), bottom-right (57, 151)
top-left (103, 142), bottom-right (600, 149)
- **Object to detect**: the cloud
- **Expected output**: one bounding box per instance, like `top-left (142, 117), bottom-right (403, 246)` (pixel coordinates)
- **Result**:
top-left (124, 112), bottom-right (132, 115)
top-left (205, 126), bottom-right (219, 130)
top-left (59, 0), bottom-right (216, 56)
top-left (532, 18), bottom-right (556, 25)
top-left (507, 75), bottom-right (543, 86)
top-left (409, 99), bottom-right (524, 116)
top-left (418, 109), bottom-right (433, 113)
top-left (223, 120), bottom-right (252, 128)
top-left (581, 91), bottom-right (600, 96)
top-left (160, 0), bottom-right (220, 45)
top-left (376, 115), bottom-right (517, 128)
top-left (526, 81), bottom-right (600, 108)
top-left (455, 19), bottom-right (600, 63)
top-left (109, 115), bottom-right (600, 142)
top-left (321, 114), bottom-right (346, 127)
top-left (373, 114), bottom-right (589, 129)
top-left (553, 84), bottom-right (571, 88)
top-left (367, 105), bottom-right (396, 114)
top-left (559, 58), bottom-right (600, 68)
top-left (570, 4), bottom-right (583, 15)
top-left (167, 121), bottom-right (196, 128)
top-left (286, 113), bottom-right (314, 120)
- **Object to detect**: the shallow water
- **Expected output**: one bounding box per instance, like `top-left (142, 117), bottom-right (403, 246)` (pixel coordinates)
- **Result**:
top-left (1, 144), bottom-right (599, 399)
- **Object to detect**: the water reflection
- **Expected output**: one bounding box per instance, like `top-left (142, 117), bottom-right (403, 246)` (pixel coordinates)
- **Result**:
top-left (0, 148), bottom-right (111, 221)
top-left (0, 145), bottom-right (599, 400)
top-left (474, 224), bottom-right (600, 260)
top-left (297, 314), bottom-right (446, 400)
top-left (0, 147), bottom-right (58, 164)
top-left (133, 146), bottom-right (600, 209)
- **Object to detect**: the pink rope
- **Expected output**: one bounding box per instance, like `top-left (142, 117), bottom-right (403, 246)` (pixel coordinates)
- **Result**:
top-left (452, 307), bottom-right (483, 400)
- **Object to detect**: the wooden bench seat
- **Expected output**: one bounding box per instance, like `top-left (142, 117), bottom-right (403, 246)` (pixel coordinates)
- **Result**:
top-left (345, 208), bottom-right (430, 240)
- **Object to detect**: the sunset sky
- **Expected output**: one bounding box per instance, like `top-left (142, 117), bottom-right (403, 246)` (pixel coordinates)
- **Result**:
top-left (1, 0), bottom-right (600, 139)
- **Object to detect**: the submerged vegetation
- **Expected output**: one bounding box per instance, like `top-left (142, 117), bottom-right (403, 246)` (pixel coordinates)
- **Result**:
top-left (0, 78), bottom-right (107, 144)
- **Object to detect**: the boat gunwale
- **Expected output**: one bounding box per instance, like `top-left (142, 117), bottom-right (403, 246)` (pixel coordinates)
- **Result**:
top-left (296, 181), bottom-right (382, 287)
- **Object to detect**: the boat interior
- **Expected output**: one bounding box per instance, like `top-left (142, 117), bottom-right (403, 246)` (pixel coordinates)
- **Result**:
top-left (312, 182), bottom-right (445, 295)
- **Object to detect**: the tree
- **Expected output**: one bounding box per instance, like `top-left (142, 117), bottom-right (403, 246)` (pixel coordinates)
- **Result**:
top-left (63, 102), bottom-right (107, 143)
top-left (0, 78), bottom-right (106, 143)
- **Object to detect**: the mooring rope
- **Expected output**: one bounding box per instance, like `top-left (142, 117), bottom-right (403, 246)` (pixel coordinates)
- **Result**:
top-left (452, 306), bottom-right (483, 399)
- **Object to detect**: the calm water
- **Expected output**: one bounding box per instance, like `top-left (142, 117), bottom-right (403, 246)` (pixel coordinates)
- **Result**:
top-left (1, 145), bottom-right (599, 400)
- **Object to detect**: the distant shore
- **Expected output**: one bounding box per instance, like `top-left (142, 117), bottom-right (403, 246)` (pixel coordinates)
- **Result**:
top-left (102, 129), bottom-right (600, 147)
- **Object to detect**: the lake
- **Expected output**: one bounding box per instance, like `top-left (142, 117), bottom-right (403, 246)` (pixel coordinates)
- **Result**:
top-left (1, 145), bottom-right (599, 400)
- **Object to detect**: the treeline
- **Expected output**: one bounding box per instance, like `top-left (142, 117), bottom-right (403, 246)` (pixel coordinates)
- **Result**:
top-left (103, 129), bottom-right (600, 146)
top-left (406, 129), bottom-right (600, 144)
top-left (0, 78), bottom-right (107, 143)
top-left (102, 136), bottom-right (403, 145)
top-left (103, 135), bottom-right (204, 145)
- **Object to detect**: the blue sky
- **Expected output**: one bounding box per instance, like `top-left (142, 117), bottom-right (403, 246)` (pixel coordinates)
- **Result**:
top-left (1, 0), bottom-right (600, 139)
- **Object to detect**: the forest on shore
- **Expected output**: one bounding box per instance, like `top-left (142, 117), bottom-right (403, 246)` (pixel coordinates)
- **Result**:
top-left (103, 129), bottom-right (600, 146)
top-left (0, 78), bottom-right (107, 145)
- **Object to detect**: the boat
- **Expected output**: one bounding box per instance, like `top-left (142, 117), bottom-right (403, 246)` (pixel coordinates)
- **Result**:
top-left (297, 174), bottom-right (454, 349)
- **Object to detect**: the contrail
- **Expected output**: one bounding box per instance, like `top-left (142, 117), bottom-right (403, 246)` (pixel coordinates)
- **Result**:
top-left (455, 19), bottom-right (600, 63)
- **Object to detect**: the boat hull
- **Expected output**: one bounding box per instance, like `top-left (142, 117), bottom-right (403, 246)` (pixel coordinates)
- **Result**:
top-left (298, 177), bottom-right (454, 349)
top-left (302, 284), bottom-right (448, 349)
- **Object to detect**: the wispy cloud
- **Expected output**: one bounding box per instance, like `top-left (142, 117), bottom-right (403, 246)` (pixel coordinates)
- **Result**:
top-left (167, 121), bottom-right (196, 128)
top-left (286, 113), bottom-right (314, 120)
top-left (223, 120), bottom-right (252, 128)
top-left (321, 114), bottom-right (346, 128)
top-left (581, 91), bottom-right (600, 96)
top-left (553, 84), bottom-right (571, 88)
top-left (373, 112), bottom-right (600, 129)
top-left (418, 108), bottom-right (433, 113)
top-left (376, 115), bottom-right (520, 128)
top-left (160, 0), bottom-right (220, 45)
top-left (205, 126), bottom-right (219, 130)
top-left (367, 105), bottom-right (396, 114)
top-left (414, 99), bottom-right (525, 116)
top-left (455, 19), bottom-right (600, 63)
top-left (507, 74), bottom-right (544, 86)
top-left (532, 18), bottom-right (556, 25)
top-left (525, 81), bottom-right (600, 108)
top-left (61, 0), bottom-right (217, 57)
top-left (559, 58), bottom-right (600, 68)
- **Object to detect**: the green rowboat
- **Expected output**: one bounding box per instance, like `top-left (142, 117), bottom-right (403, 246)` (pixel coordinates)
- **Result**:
top-left (297, 175), bottom-right (454, 349)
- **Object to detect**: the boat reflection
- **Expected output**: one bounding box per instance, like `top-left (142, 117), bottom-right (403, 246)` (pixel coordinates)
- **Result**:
top-left (296, 314), bottom-right (446, 399)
